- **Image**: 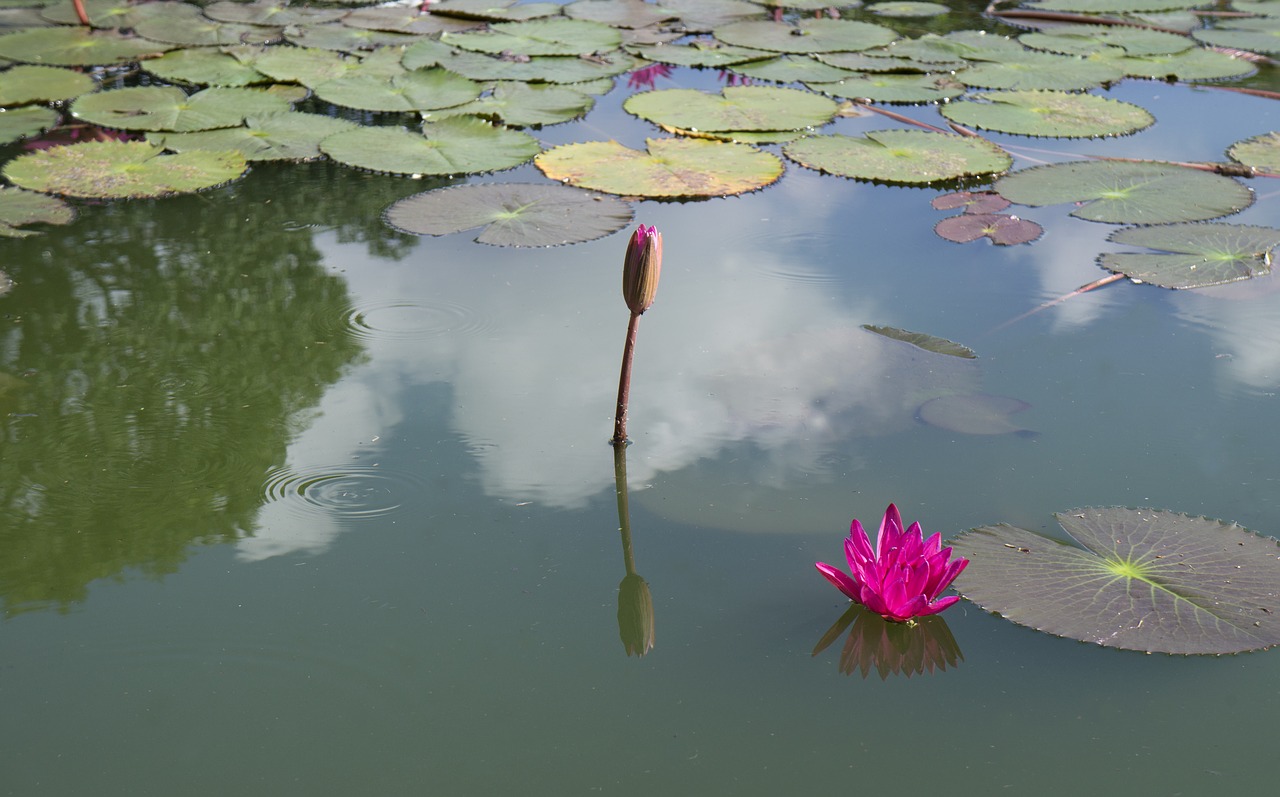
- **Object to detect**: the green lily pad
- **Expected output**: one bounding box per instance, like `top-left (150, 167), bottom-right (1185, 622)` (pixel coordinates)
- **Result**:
top-left (535, 136), bottom-right (783, 198)
top-left (0, 105), bottom-right (58, 144)
top-left (142, 47), bottom-right (271, 87)
top-left (422, 82), bottom-right (594, 127)
top-left (405, 38), bottom-right (640, 82)
top-left (861, 326), bottom-right (976, 358)
top-left (320, 117), bottom-right (541, 175)
top-left (655, 0), bottom-right (762, 30)
top-left (627, 40), bottom-right (774, 67)
top-left (0, 186), bottom-right (75, 238)
top-left (624, 86), bottom-right (837, 132)
top-left (284, 22), bottom-right (423, 52)
top-left (384, 182), bottom-right (633, 246)
top-left (1113, 48), bottom-right (1255, 81)
top-left (783, 129), bottom-right (1012, 184)
top-left (313, 67), bottom-right (482, 112)
top-left (1193, 18), bottom-right (1280, 55)
top-left (429, 0), bottom-right (564, 21)
top-left (808, 72), bottom-right (966, 104)
top-left (39, 0), bottom-right (157, 28)
top-left (146, 111), bottom-right (359, 161)
top-left (0, 64), bottom-right (96, 104)
top-left (203, 0), bottom-right (345, 26)
top-left (341, 7), bottom-right (481, 34)
top-left (713, 19), bottom-right (898, 54)
top-left (71, 85), bottom-right (293, 132)
top-left (952, 507), bottom-right (1280, 655)
top-left (994, 161), bottom-right (1254, 224)
top-left (2, 140), bottom-right (247, 198)
top-left (918, 393), bottom-right (1034, 435)
top-left (442, 18), bottom-right (622, 57)
top-left (724, 54), bottom-right (857, 83)
top-left (939, 91), bottom-right (1154, 138)
top-left (1027, 0), bottom-right (1205, 11)
top-left (0, 26), bottom-right (173, 66)
top-left (1228, 131), bottom-right (1280, 174)
top-left (1098, 223), bottom-right (1280, 289)
top-left (243, 45), bottom-right (360, 86)
top-left (1019, 24), bottom-right (1194, 57)
top-left (132, 3), bottom-right (279, 46)
top-left (814, 51), bottom-right (935, 72)
top-left (957, 50), bottom-right (1126, 91)
top-left (865, 1), bottom-right (950, 16)
top-left (565, 0), bottom-right (679, 28)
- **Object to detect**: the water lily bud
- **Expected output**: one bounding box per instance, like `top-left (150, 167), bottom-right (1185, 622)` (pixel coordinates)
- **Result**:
top-left (617, 573), bottom-right (655, 657)
top-left (622, 224), bottom-right (662, 315)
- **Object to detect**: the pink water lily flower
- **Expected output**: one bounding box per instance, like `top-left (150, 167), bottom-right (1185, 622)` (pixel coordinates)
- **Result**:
top-left (815, 504), bottom-right (969, 623)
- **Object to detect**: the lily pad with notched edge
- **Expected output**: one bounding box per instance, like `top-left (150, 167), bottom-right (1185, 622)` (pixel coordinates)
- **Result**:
top-left (405, 38), bottom-right (640, 82)
top-left (712, 19), bottom-right (898, 54)
top-left (535, 136), bottom-right (783, 198)
top-left (1228, 131), bottom-right (1280, 174)
top-left (918, 393), bottom-right (1034, 434)
top-left (932, 191), bottom-right (1010, 213)
top-left (320, 117), bottom-right (541, 175)
top-left (71, 85), bottom-right (293, 132)
top-left (0, 26), bottom-right (173, 65)
top-left (0, 106), bottom-right (58, 145)
top-left (312, 67), bottom-right (482, 112)
top-left (422, 82), bottom-right (594, 127)
top-left (1112, 48), bottom-right (1254, 82)
top-left (627, 40), bottom-right (774, 68)
top-left (0, 187), bottom-right (75, 238)
top-left (146, 111), bottom-right (359, 161)
top-left (564, 0), bottom-right (679, 28)
top-left (934, 213), bottom-right (1043, 245)
top-left (0, 64), bottom-right (96, 104)
top-left (994, 161), bottom-right (1254, 224)
top-left (783, 129), bottom-right (1012, 184)
top-left (142, 47), bottom-right (271, 87)
top-left (956, 50), bottom-right (1126, 91)
top-left (952, 507), bottom-right (1280, 655)
top-left (430, 0), bottom-right (563, 21)
top-left (624, 86), bottom-right (837, 132)
top-left (807, 72), bottom-right (966, 104)
top-left (441, 18), bottom-right (622, 56)
top-left (2, 140), bottom-right (247, 198)
top-left (860, 325), bottom-right (976, 358)
top-left (384, 182), bottom-right (632, 246)
top-left (725, 55), bottom-right (857, 84)
top-left (940, 91), bottom-right (1154, 138)
top-left (1098, 223), bottom-right (1280, 289)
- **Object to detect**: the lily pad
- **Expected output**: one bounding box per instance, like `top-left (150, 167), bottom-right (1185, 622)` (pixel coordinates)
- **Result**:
top-left (1098, 223), bottom-right (1280, 289)
top-left (71, 85), bottom-right (293, 132)
top-left (320, 117), bottom-right (541, 176)
top-left (384, 182), bottom-right (633, 246)
top-left (203, 0), bottom-right (346, 26)
top-left (952, 507), bottom-right (1280, 655)
top-left (627, 40), bottom-right (774, 68)
top-left (932, 190), bottom-right (1010, 213)
top-left (0, 64), bottom-right (96, 104)
top-left (624, 86), bottom-right (837, 132)
top-left (0, 186), bottom-right (75, 238)
top-left (2, 140), bottom-right (247, 198)
top-left (724, 55), bottom-right (857, 84)
top-left (442, 18), bottom-right (622, 57)
top-left (284, 22), bottom-right (423, 52)
top-left (1193, 18), bottom-right (1280, 55)
top-left (132, 3), bottom-right (279, 46)
top-left (783, 129), bottom-right (1012, 184)
top-left (865, 1), bottom-right (950, 16)
top-left (565, 0), bottom-right (679, 28)
top-left (0, 26), bottom-right (173, 65)
top-left (994, 161), bottom-right (1254, 224)
top-left (861, 326), bottom-right (976, 358)
top-left (147, 111), bottom-right (359, 161)
top-left (713, 19), bottom-right (899, 54)
top-left (142, 47), bottom-right (271, 87)
top-left (312, 67), bottom-right (482, 113)
top-left (535, 137), bottom-right (783, 198)
top-left (429, 0), bottom-right (564, 21)
top-left (38, 0), bottom-right (159, 28)
top-left (918, 393), bottom-right (1034, 435)
top-left (939, 91), bottom-right (1154, 138)
top-left (1019, 24), bottom-right (1194, 57)
top-left (0, 105), bottom-right (58, 144)
top-left (244, 45), bottom-right (360, 86)
top-left (934, 213), bottom-right (1043, 245)
top-left (342, 7), bottom-right (481, 34)
top-left (956, 50), bottom-right (1126, 91)
top-left (422, 82), bottom-right (594, 127)
top-left (1112, 48), bottom-right (1254, 82)
top-left (406, 38), bottom-right (640, 82)
top-left (808, 72), bottom-right (966, 104)
top-left (655, 0), bottom-right (763, 31)
top-left (1027, 0), bottom-right (1205, 10)
top-left (1228, 131), bottom-right (1280, 174)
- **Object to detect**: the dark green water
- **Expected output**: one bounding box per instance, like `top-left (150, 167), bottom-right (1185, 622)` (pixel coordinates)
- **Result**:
top-left (4, 67), bottom-right (1280, 795)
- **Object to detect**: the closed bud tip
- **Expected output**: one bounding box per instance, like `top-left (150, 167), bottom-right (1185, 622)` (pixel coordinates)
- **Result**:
top-left (622, 224), bottom-right (662, 315)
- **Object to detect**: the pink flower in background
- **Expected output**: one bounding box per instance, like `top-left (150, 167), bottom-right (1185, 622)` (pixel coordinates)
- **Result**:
top-left (627, 63), bottom-right (673, 90)
top-left (815, 504), bottom-right (968, 623)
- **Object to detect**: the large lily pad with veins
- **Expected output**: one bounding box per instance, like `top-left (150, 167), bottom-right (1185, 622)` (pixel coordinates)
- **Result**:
top-left (565, 0), bottom-right (679, 28)
top-left (952, 507), bottom-right (1280, 655)
top-left (995, 161), bottom-right (1254, 224)
top-left (726, 55), bottom-right (857, 84)
top-left (535, 137), bottom-right (783, 197)
top-left (784, 129), bottom-right (1012, 184)
top-left (245, 45), bottom-right (361, 86)
top-left (313, 67), bottom-right (482, 112)
top-left (1192, 18), bottom-right (1280, 54)
top-left (713, 19), bottom-right (899, 54)
top-left (1114, 48), bottom-right (1254, 82)
top-left (0, 187), bottom-right (75, 238)
top-left (1020, 24), bottom-right (1194, 57)
top-left (441, 18), bottom-right (622, 56)
top-left (384, 182), bottom-right (632, 246)
top-left (423, 82), bottom-right (594, 127)
top-left (1228, 131), bottom-right (1280, 174)
top-left (142, 47), bottom-right (270, 87)
top-left (0, 26), bottom-right (173, 65)
top-left (147, 112), bottom-right (359, 161)
top-left (3, 140), bottom-right (247, 198)
top-left (430, 0), bottom-right (564, 21)
top-left (956, 50), bottom-right (1126, 91)
top-left (203, 0), bottom-right (346, 26)
top-left (0, 64), bottom-right (96, 104)
top-left (624, 86), bottom-right (837, 132)
top-left (132, 2), bottom-right (279, 46)
top-left (320, 118), bottom-right (541, 175)
top-left (940, 91), bottom-right (1154, 138)
top-left (1098, 223), bottom-right (1280, 289)
top-left (808, 73), bottom-right (966, 103)
top-left (71, 85), bottom-right (293, 132)
top-left (405, 37), bottom-right (640, 82)
top-left (626, 40), bottom-right (774, 67)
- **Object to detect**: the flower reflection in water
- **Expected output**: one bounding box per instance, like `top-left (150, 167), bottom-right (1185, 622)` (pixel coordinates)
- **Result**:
top-left (813, 604), bottom-right (963, 680)
top-left (626, 63), bottom-right (674, 90)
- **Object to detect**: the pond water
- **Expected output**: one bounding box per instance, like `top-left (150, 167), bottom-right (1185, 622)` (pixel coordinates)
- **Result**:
top-left (6, 15), bottom-right (1280, 797)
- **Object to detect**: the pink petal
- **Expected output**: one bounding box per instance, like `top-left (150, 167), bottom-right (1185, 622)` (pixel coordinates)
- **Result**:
top-left (815, 561), bottom-right (861, 602)
top-left (917, 595), bottom-right (961, 616)
top-left (877, 504), bottom-right (905, 555)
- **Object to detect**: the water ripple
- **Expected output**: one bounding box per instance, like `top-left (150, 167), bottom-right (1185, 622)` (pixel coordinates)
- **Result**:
top-left (261, 463), bottom-right (427, 520)
top-left (341, 298), bottom-right (488, 342)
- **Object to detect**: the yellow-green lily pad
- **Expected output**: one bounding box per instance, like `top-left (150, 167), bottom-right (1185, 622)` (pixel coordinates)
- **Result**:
top-left (3, 140), bottom-right (247, 198)
top-left (1228, 131), bottom-right (1280, 174)
top-left (784, 129), bottom-right (1012, 184)
top-left (0, 26), bottom-right (173, 66)
top-left (0, 64), bottom-right (96, 104)
top-left (623, 86), bottom-right (837, 132)
top-left (0, 105), bottom-right (58, 144)
top-left (0, 186), bottom-right (75, 238)
top-left (71, 85), bottom-right (293, 132)
top-left (147, 111), bottom-right (359, 161)
top-left (940, 90), bottom-right (1154, 138)
top-left (320, 117), bottom-right (541, 175)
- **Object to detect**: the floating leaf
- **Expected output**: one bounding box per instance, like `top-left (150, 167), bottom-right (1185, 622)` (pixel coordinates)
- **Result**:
top-left (535, 137), bottom-right (783, 198)
top-left (423, 82), bottom-right (594, 127)
top-left (932, 190), bottom-right (1010, 213)
top-left (627, 40), bottom-right (774, 67)
top-left (442, 18), bottom-right (622, 56)
top-left (713, 19), bottom-right (898, 54)
top-left (0, 186), bottom-right (75, 238)
top-left (994, 161), bottom-right (1253, 224)
top-left (1111, 48), bottom-right (1254, 81)
top-left (1098, 222), bottom-right (1280, 289)
top-left (39, 0), bottom-right (158, 28)
top-left (430, 0), bottom-right (563, 21)
top-left (320, 117), bottom-right (541, 175)
top-left (783, 129), bottom-right (1012, 184)
top-left (939, 90), bottom-right (1154, 138)
top-left (0, 26), bottom-right (173, 66)
top-left (406, 38), bottom-right (640, 82)
top-left (725, 54), bottom-right (857, 84)
top-left (655, 0), bottom-right (763, 30)
top-left (203, 0), bottom-right (345, 26)
top-left (1193, 18), bottom-right (1280, 55)
top-left (342, 7), bottom-right (481, 34)
top-left (245, 45), bottom-right (360, 86)
top-left (147, 111), bottom-right (359, 161)
top-left (1027, 0), bottom-right (1205, 10)
top-left (132, 2), bottom-right (278, 46)
top-left (0, 64), bottom-right (96, 104)
top-left (952, 507), bottom-right (1280, 655)
top-left (2, 140), bottom-right (247, 198)
top-left (957, 50), bottom-right (1126, 91)
top-left (934, 213), bottom-right (1043, 245)
top-left (284, 22), bottom-right (423, 52)
top-left (71, 85), bottom-right (292, 132)
top-left (861, 326), bottom-right (976, 358)
top-left (1019, 24), bottom-right (1193, 57)
top-left (918, 393), bottom-right (1034, 435)
top-left (142, 47), bottom-right (271, 87)
top-left (384, 182), bottom-right (632, 246)
top-left (808, 72), bottom-right (965, 104)
top-left (624, 86), bottom-right (837, 132)
top-left (0, 105), bottom-right (58, 144)
top-left (865, 1), bottom-right (950, 16)
top-left (565, 0), bottom-right (678, 28)
top-left (313, 67), bottom-right (482, 112)
top-left (1228, 131), bottom-right (1280, 174)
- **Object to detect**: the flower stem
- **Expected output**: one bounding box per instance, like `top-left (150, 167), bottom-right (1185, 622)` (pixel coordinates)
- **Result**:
top-left (611, 311), bottom-right (641, 446)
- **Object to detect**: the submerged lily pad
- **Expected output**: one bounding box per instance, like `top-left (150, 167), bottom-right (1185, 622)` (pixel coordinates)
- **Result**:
top-left (952, 507), bottom-right (1280, 655)
top-left (384, 182), bottom-right (632, 246)
top-left (1099, 223), bottom-right (1280, 289)
top-left (147, 112), bottom-right (359, 161)
top-left (0, 186), bottom-right (75, 238)
top-left (71, 86), bottom-right (293, 132)
top-left (0, 64), bottom-right (96, 104)
top-left (994, 161), bottom-right (1253, 224)
top-left (783, 129), bottom-right (1012, 184)
top-left (0, 105), bottom-right (58, 144)
top-left (861, 326), bottom-right (976, 358)
top-left (624, 86), bottom-right (837, 132)
top-left (918, 393), bottom-right (1034, 435)
top-left (940, 91), bottom-right (1154, 138)
top-left (535, 137), bottom-right (783, 198)
top-left (320, 117), bottom-right (541, 175)
top-left (3, 140), bottom-right (247, 198)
